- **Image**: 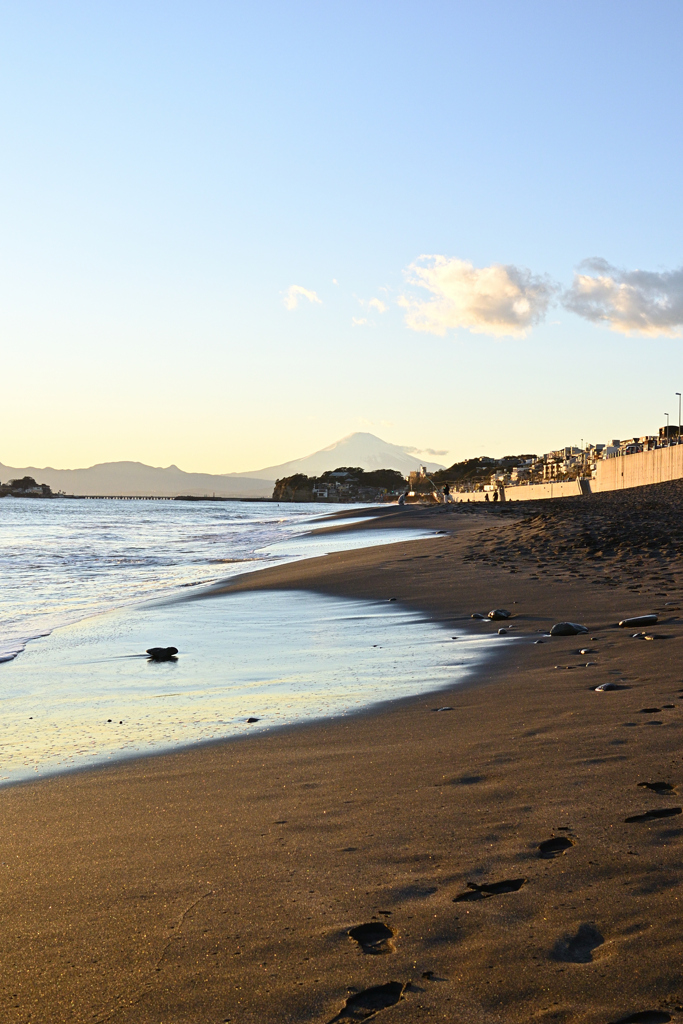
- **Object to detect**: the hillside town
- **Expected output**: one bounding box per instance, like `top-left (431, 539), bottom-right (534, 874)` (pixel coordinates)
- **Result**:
top-left (272, 424), bottom-right (683, 502)
top-left (272, 467), bottom-right (406, 502)
top-left (429, 426), bottom-right (680, 493)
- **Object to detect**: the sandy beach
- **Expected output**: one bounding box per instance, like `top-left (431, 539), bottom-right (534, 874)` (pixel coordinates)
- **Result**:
top-left (3, 488), bottom-right (683, 1023)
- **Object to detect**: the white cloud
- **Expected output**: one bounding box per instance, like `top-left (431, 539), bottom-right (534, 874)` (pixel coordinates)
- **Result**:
top-left (282, 285), bottom-right (322, 311)
top-left (352, 317), bottom-right (368, 327)
top-left (399, 255), bottom-right (555, 338)
top-left (563, 258), bottom-right (683, 337)
top-left (404, 446), bottom-right (449, 457)
top-left (356, 296), bottom-right (388, 314)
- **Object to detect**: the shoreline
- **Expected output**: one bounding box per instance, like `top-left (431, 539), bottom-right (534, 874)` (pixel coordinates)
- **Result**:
top-left (0, 582), bottom-right (492, 790)
top-left (3, 494), bottom-right (683, 1022)
top-left (0, 499), bottom-right (380, 666)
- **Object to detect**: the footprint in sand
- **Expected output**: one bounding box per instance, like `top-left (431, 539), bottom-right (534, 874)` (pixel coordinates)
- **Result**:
top-left (551, 922), bottom-right (604, 963)
top-left (453, 878), bottom-right (527, 902)
top-left (624, 807), bottom-right (682, 823)
top-left (611, 1013), bottom-right (672, 1024)
top-left (538, 836), bottom-right (574, 859)
top-left (638, 782), bottom-right (676, 794)
top-left (348, 922), bottom-right (395, 955)
top-left (328, 981), bottom-right (406, 1021)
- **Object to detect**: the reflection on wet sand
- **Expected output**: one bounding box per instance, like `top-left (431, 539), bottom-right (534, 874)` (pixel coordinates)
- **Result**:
top-left (0, 589), bottom-right (494, 785)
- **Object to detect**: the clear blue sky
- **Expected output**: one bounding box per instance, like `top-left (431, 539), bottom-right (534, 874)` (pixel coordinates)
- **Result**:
top-left (2, 1), bottom-right (682, 472)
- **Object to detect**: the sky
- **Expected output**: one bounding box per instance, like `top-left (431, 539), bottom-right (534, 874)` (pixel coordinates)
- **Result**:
top-left (2, 0), bottom-right (683, 473)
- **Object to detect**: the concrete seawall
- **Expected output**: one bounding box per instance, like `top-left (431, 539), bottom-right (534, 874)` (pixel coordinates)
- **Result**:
top-left (593, 444), bottom-right (683, 491)
top-left (494, 444), bottom-right (683, 502)
top-left (450, 480), bottom-right (585, 502)
top-left (502, 480), bottom-right (587, 501)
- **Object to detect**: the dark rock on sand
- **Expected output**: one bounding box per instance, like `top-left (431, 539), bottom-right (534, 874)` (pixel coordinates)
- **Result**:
top-left (146, 647), bottom-right (178, 661)
top-left (619, 614), bottom-right (658, 628)
top-left (488, 609), bottom-right (511, 620)
top-left (246, 717), bottom-right (260, 723)
top-left (550, 622), bottom-right (589, 636)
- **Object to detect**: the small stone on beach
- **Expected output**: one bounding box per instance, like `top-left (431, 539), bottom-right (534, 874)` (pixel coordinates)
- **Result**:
top-left (619, 614), bottom-right (658, 627)
top-left (246, 717), bottom-right (260, 723)
top-left (488, 609), bottom-right (511, 620)
top-left (146, 646), bottom-right (179, 661)
top-left (550, 622), bottom-right (589, 636)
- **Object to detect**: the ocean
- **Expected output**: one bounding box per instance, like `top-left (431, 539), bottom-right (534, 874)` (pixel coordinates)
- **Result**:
top-left (0, 498), bottom-right (496, 784)
top-left (0, 497), bottom-right (379, 662)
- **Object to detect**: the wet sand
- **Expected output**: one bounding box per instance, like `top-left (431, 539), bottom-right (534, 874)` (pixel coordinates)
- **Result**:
top-left (3, 492), bottom-right (683, 1023)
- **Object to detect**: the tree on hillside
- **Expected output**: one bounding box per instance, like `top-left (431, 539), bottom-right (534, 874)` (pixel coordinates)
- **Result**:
top-left (0, 476), bottom-right (53, 497)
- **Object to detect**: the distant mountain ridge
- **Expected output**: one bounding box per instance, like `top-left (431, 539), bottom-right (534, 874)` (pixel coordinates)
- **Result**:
top-left (0, 461), bottom-right (273, 499)
top-left (228, 432), bottom-right (446, 480)
top-left (0, 433), bottom-right (446, 498)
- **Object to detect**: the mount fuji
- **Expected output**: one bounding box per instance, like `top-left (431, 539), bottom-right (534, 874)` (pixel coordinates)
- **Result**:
top-left (230, 432), bottom-right (447, 480)
top-left (0, 434), bottom-right (447, 498)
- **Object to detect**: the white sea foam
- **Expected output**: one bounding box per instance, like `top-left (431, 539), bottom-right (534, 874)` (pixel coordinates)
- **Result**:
top-left (0, 498), bottom-right (466, 785)
top-left (0, 497), bottom-right (387, 663)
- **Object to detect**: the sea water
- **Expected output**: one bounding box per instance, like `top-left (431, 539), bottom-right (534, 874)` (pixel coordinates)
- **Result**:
top-left (0, 589), bottom-right (496, 785)
top-left (0, 496), bottom-right (399, 662)
top-left (0, 498), bottom-right (497, 785)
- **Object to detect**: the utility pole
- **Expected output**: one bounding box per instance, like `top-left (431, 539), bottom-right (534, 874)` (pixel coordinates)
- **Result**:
top-left (677, 393), bottom-right (681, 443)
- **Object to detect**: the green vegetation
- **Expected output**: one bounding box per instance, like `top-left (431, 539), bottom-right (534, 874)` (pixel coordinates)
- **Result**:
top-left (0, 476), bottom-right (53, 498)
top-left (430, 455), bottom-right (537, 486)
top-left (273, 467), bottom-right (406, 501)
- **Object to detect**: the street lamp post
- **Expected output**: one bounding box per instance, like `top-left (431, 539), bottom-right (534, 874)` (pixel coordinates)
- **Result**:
top-left (665, 412), bottom-right (670, 444)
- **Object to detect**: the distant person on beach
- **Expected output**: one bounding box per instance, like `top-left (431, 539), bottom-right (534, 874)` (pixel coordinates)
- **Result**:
top-left (398, 492), bottom-right (407, 505)
top-left (492, 491), bottom-right (499, 503)
top-left (442, 484), bottom-right (451, 503)
top-left (485, 492), bottom-right (490, 502)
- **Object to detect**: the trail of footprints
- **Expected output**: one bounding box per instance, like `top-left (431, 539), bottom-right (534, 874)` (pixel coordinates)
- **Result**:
top-left (322, 651), bottom-right (683, 1021)
top-left (325, 774), bottom-right (682, 1021)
